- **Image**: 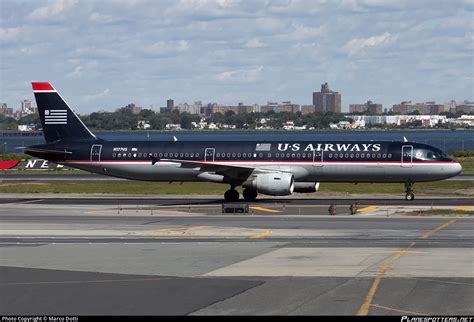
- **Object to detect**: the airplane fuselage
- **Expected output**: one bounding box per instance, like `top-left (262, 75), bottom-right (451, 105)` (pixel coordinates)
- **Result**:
top-left (29, 139), bottom-right (462, 184)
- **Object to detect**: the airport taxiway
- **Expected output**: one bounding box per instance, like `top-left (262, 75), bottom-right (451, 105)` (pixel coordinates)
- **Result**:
top-left (0, 197), bottom-right (473, 315)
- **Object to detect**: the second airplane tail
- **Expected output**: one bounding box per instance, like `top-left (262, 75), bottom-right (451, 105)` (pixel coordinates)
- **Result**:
top-left (32, 82), bottom-right (98, 143)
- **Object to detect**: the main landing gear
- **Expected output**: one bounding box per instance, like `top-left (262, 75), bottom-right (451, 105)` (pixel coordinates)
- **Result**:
top-left (404, 182), bottom-right (415, 201)
top-left (224, 188), bottom-right (239, 202)
top-left (224, 187), bottom-right (258, 202)
top-left (243, 188), bottom-right (258, 202)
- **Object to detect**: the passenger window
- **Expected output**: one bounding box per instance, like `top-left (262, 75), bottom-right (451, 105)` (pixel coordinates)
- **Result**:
top-left (227, 153), bottom-right (231, 158)
top-left (267, 153), bottom-right (271, 158)
top-left (329, 153), bottom-right (332, 158)
top-left (238, 153), bottom-right (241, 158)
top-left (382, 154), bottom-right (386, 158)
top-left (232, 153), bottom-right (236, 158)
top-left (191, 153), bottom-right (194, 157)
top-left (372, 154), bottom-right (376, 158)
top-left (159, 153), bottom-right (163, 157)
top-left (113, 153), bottom-right (116, 157)
top-left (216, 153), bottom-right (220, 157)
top-left (196, 153), bottom-right (199, 158)
top-left (138, 153), bottom-right (142, 157)
top-left (377, 154), bottom-right (381, 159)
top-left (355, 154), bottom-right (359, 158)
top-left (302, 153), bottom-right (306, 158)
top-left (291, 153), bottom-right (295, 158)
top-left (388, 153), bottom-right (392, 158)
top-left (345, 153), bottom-right (349, 158)
top-left (117, 153), bottom-right (120, 157)
top-left (297, 153), bottom-right (301, 158)
top-left (185, 153), bottom-right (189, 157)
top-left (286, 153), bottom-right (290, 158)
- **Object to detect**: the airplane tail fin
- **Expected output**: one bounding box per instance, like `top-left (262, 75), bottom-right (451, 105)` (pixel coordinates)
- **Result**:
top-left (32, 82), bottom-right (98, 143)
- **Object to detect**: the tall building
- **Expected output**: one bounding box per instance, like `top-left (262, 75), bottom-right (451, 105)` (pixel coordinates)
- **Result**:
top-left (167, 99), bottom-right (174, 110)
top-left (391, 101), bottom-right (447, 115)
top-left (313, 83), bottom-right (341, 113)
top-left (20, 99), bottom-right (35, 116)
top-left (349, 101), bottom-right (383, 114)
top-left (0, 103), bottom-right (14, 116)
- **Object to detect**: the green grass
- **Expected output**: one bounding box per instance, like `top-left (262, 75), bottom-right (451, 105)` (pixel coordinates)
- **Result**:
top-left (458, 157), bottom-right (474, 174)
top-left (0, 180), bottom-right (471, 195)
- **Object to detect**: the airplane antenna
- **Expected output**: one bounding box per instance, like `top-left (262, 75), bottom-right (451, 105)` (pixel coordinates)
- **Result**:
top-left (173, 136), bottom-right (178, 142)
top-left (403, 136), bottom-right (408, 142)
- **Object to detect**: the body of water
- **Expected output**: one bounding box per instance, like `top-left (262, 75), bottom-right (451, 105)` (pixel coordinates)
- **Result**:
top-left (1, 129), bottom-right (473, 153)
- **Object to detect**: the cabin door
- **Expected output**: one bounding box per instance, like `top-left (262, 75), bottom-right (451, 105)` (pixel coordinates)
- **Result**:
top-left (90, 144), bottom-right (102, 165)
top-left (204, 148), bottom-right (215, 162)
top-left (313, 150), bottom-right (323, 167)
top-left (401, 145), bottom-right (413, 168)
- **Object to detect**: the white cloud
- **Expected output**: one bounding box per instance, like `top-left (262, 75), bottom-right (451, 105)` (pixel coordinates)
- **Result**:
top-left (244, 38), bottom-right (266, 48)
top-left (84, 88), bottom-right (111, 102)
top-left (29, 0), bottom-right (78, 21)
top-left (343, 32), bottom-right (394, 55)
top-left (284, 23), bottom-right (323, 41)
top-left (142, 40), bottom-right (190, 56)
top-left (0, 27), bottom-right (24, 43)
top-left (215, 65), bottom-right (264, 82)
top-left (67, 66), bottom-right (83, 79)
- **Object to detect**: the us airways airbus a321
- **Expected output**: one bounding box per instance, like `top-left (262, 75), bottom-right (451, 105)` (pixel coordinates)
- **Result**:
top-left (25, 82), bottom-right (462, 202)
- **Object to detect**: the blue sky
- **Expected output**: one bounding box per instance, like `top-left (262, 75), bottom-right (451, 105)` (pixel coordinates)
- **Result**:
top-left (1, 0), bottom-right (473, 113)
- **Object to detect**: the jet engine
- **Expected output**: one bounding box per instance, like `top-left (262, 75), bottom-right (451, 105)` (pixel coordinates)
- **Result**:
top-left (243, 172), bottom-right (294, 196)
top-left (293, 182), bottom-right (320, 193)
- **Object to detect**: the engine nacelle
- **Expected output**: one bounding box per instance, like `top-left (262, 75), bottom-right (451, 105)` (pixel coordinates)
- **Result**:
top-left (243, 172), bottom-right (294, 196)
top-left (293, 182), bottom-right (320, 193)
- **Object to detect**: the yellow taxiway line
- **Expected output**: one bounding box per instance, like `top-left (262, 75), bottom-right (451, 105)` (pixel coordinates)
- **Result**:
top-left (356, 206), bottom-right (380, 213)
top-left (249, 206), bottom-right (282, 213)
top-left (357, 219), bottom-right (457, 316)
top-left (420, 220), bottom-right (456, 239)
top-left (455, 206), bottom-right (473, 211)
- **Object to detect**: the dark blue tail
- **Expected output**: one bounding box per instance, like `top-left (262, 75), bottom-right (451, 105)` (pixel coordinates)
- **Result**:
top-left (32, 82), bottom-right (98, 143)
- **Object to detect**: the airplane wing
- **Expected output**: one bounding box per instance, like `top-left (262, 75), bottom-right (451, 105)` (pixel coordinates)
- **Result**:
top-left (153, 158), bottom-right (284, 184)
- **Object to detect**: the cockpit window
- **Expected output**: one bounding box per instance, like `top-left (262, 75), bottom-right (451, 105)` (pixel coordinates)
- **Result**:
top-left (413, 148), bottom-right (449, 161)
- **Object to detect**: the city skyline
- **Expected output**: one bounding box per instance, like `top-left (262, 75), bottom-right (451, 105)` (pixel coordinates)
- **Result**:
top-left (1, 0), bottom-right (472, 113)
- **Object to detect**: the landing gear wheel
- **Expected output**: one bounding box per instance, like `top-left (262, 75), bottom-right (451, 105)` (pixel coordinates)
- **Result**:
top-left (224, 189), bottom-right (240, 202)
top-left (243, 188), bottom-right (258, 202)
top-left (404, 182), bottom-right (415, 201)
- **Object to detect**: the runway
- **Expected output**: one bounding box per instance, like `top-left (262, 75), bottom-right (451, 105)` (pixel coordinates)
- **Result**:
top-left (0, 198), bottom-right (473, 315)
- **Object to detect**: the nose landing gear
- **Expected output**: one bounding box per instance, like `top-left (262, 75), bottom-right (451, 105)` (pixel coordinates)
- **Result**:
top-left (404, 182), bottom-right (415, 201)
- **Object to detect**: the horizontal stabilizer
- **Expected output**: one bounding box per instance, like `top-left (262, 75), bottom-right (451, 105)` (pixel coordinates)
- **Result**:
top-left (24, 147), bottom-right (72, 155)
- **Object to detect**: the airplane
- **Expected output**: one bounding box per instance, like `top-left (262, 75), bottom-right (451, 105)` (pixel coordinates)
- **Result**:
top-left (25, 82), bottom-right (462, 202)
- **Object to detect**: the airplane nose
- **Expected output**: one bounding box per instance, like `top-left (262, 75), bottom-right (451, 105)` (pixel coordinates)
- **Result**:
top-left (450, 162), bottom-right (463, 177)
